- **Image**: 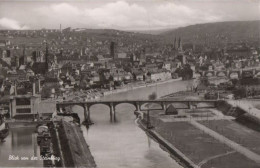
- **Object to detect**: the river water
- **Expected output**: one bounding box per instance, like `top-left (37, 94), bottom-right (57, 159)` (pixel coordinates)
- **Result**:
top-left (0, 127), bottom-right (43, 167)
top-left (73, 80), bottom-right (194, 168)
top-left (0, 79), bottom-right (193, 168)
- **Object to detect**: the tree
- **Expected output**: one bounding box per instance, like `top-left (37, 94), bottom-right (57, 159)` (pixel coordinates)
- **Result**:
top-left (41, 83), bottom-right (60, 98)
top-left (175, 64), bottom-right (193, 80)
top-left (233, 87), bottom-right (246, 99)
top-left (200, 77), bottom-right (210, 87)
top-left (148, 92), bottom-right (157, 100)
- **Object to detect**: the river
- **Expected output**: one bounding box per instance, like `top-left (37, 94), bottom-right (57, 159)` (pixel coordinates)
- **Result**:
top-left (72, 79), bottom-right (194, 168)
top-left (0, 127), bottom-right (43, 167)
top-left (0, 79), bottom-right (193, 168)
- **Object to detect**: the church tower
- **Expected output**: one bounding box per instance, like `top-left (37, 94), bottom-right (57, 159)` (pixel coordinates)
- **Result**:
top-left (178, 37), bottom-right (183, 51)
top-left (45, 43), bottom-right (49, 73)
top-left (174, 37), bottom-right (178, 50)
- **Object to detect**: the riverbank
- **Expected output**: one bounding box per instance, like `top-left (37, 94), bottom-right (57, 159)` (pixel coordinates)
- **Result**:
top-left (6, 120), bottom-right (48, 128)
top-left (57, 120), bottom-right (96, 168)
top-left (137, 117), bottom-right (195, 168)
top-left (61, 78), bottom-right (182, 102)
top-left (138, 95), bottom-right (260, 168)
top-left (103, 78), bottom-right (182, 96)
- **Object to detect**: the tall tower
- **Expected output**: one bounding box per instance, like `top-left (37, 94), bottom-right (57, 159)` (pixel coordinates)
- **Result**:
top-left (174, 37), bottom-right (177, 50)
top-left (23, 47), bottom-right (26, 64)
top-left (45, 43), bottom-right (49, 73)
top-left (110, 41), bottom-right (116, 59)
top-left (178, 37), bottom-right (183, 51)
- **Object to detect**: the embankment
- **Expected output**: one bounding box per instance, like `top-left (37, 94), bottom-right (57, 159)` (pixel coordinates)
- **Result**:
top-left (137, 114), bottom-right (196, 168)
top-left (216, 100), bottom-right (246, 117)
top-left (57, 120), bottom-right (96, 168)
top-left (216, 100), bottom-right (260, 132)
top-left (103, 78), bottom-right (182, 96)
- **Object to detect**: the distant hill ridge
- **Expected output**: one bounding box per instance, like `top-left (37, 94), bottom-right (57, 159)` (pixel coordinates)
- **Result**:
top-left (160, 20), bottom-right (260, 44)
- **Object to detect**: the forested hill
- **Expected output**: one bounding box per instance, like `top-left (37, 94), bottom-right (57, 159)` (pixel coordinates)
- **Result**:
top-left (160, 20), bottom-right (260, 44)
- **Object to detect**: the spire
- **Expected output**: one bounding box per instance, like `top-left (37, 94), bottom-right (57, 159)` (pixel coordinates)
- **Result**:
top-left (178, 37), bottom-right (181, 48)
top-left (45, 42), bottom-right (48, 73)
top-left (178, 37), bottom-right (182, 51)
top-left (23, 46), bottom-right (25, 57)
top-left (174, 37), bottom-right (177, 50)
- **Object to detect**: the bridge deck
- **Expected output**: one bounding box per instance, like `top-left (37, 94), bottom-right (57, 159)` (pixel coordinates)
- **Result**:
top-left (57, 100), bottom-right (219, 105)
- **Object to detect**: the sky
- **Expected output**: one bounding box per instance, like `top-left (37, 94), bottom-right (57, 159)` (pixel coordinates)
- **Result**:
top-left (0, 0), bottom-right (259, 30)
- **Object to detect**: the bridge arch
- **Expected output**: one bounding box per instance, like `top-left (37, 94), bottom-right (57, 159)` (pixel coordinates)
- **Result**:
top-left (241, 70), bottom-right (254, 78)
top-left (216, 71), bottom-right (227, 77)
top-left (88, 102), bottom-right (111, 110)
top-left (196, 72), bottom-right (203, 77)
top-left (204, 71), bottom-right (215, 77)
top-left (229, 71), bottom-right (240, 78)
top-left (113, 102), bottom-right (138, 111)
top-left (139, 101), bottom-right (164, 110)
top-left (255, 70), bottom-right (260, 77)
top-left (70, 104), bottom-right (85, 119)
top-left (170, 102), bottom-right (190, 109)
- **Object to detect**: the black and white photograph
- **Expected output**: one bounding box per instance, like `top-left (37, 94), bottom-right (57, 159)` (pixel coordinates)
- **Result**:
top-left (0, 0), bottom-right (260, 167)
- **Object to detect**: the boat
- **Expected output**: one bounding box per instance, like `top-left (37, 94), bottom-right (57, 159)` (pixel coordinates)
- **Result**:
top-left (0, 128), bottom-right (9, 142)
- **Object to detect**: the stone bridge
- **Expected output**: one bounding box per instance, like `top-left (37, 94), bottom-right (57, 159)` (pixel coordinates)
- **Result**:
top-left (56, 100), bottom-right (219, 125)
top-left (198, 68), bottom-right (260, 78)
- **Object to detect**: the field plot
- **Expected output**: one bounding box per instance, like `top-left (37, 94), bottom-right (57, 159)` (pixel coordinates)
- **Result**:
top-left (199, 120), bottom-right (260, 155)
top-left (201, 152), bottom-right (260, 168)
top-left (156, 122), bottom-right (232, 165)
top-left (156, 121), bottom-right (260, 167)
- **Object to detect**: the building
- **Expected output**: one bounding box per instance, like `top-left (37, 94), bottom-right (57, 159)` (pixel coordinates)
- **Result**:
top-left (110, 41), bottom-right (117, 59)
top-left (9, 95), bottom-right (56, 119)
top-left (9, 94), bottom-right (41, 118)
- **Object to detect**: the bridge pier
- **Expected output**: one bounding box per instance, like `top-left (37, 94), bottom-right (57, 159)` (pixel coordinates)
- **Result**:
top-left (135, 102), bottom-right (141, 111)
top-left (83, 104), bottom-right (93, 126)
top-left (161, 102), bottom-right (166, 110)
top-left (214, 101), bottom-right (218, 108)
top-left (187, 102), bottom-right (191, 109)
top-left (109, 103), bottom-right (116, 123)
top-left (56, 104), bottom-right (60, 112)
top-left (57, 104), bottom-right (63, 113)
top-left (202, 71), bottom-right (205, 77)
top-left (227, 70), bottom-right (230, 78)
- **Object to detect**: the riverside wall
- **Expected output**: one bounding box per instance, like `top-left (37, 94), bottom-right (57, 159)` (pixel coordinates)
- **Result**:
top-left (103, 78), bottom-right (182, 96)
top-left (137, 113), bottom-right (197, 168)
top-left (56, 120), bottom-right (96, 168)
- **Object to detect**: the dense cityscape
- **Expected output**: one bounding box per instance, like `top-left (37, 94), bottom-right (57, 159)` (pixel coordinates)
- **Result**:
top-left (0, 1), bottom-right (260, 167)
top-left (0, 23), bottom-right (259, 101)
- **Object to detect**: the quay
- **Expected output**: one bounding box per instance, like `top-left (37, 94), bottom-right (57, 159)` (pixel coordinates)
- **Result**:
top-left (50, 120), bottom-right (96, 168)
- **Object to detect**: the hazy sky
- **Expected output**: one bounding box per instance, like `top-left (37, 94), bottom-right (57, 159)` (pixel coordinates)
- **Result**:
top-left (0, 0), bottom-right (259, 30)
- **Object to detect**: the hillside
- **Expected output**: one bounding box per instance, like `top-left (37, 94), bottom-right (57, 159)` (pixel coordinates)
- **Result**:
top-left (161, 20), bottom-right (260, 44)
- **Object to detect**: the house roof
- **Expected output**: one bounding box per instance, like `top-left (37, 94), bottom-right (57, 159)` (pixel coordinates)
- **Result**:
top-left (31, 62), bottom-right (47, 74)
top-left (45, 77), bottom-right (59, 83)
